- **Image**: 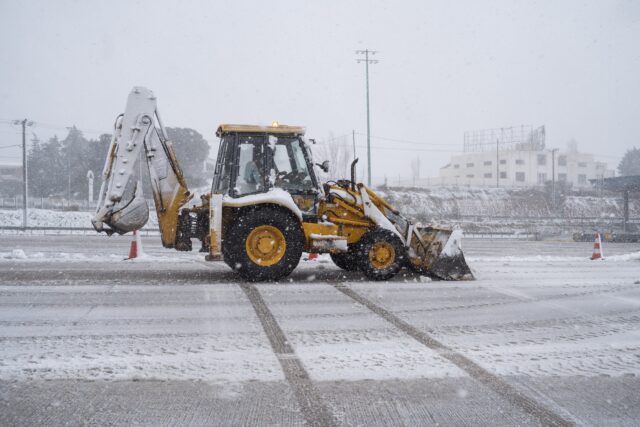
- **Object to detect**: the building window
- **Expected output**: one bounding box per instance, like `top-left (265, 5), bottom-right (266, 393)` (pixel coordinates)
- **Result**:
top-left (484, 173), bottom-right (492, 178)
top-left (578, 174), bottom-right (586, 184)
top-left (516, 159), bottom-right (525, 165)
top-left (500, 171), bottom-right (507, 179)
top-left (537, 154), bottom-right (546, 165)
top-left (500, 159), bottom-right (506, 165)
top-left (537, 173), bottom-right (547, 185)
top-left (483, 160), bottom-right (492, 166)
top-left (558, 173), bottom-right (567, 182)
top-left (466, 163), bottom-right (474, 168)
top-left (578, 162), bottom-right (587, 168)
top-left (453, 164), bottom-right (460, 169)
top-left (558, 155), bottom-right (567, 166)
top-left (466, 174), bottom-right (474, 178)
top-left (516, 172), bottom-right (525, 182)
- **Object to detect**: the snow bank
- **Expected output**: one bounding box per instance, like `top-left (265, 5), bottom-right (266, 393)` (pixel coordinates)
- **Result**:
top-left (379, 186), bottom-right (638, 220)
top-left (605, 251), bottom-right (640, 261)
top-left (468, 253), bottom-right (640, 263)
top-left (0, 208), bottom-right (159, 229)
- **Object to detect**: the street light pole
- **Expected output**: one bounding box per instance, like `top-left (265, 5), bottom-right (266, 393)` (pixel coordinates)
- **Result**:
top-left (550, 148), bottom-right (559, 209)
top-left (496, 139), bottom-right (499, 188)
top-left (356, 49), bottom-right (378, 187)
top-left (13, 119), bottom-right (34, 228)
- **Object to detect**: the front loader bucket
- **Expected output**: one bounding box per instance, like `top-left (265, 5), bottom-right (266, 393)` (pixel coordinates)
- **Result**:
top-left (408, 227), bottom-right (474, 281)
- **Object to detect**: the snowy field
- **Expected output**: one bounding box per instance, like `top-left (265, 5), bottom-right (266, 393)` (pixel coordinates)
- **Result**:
top-left (1, 234), bottom-right (639, 426)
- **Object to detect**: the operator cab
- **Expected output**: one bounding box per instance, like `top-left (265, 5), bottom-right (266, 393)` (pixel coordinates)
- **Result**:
top-left (212, 124), bottom-right (321, 215)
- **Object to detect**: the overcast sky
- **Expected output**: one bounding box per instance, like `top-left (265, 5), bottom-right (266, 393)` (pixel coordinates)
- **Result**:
top-left (1, 0), bottom-right (638, 184)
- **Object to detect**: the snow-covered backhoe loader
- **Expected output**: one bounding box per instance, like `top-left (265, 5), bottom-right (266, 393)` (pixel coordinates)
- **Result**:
top-left (92, 87), bottom-right (473, 281)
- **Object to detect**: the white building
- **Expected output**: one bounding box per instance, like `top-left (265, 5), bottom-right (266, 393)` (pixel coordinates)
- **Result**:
top-left (436, 128), bottom-right (614, 188)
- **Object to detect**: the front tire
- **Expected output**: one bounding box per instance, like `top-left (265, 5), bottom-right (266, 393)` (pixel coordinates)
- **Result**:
top-left (330, 250), bottom-right (359, 271)
top-left (224, 207), bottom-right (303, 281)
top-left (356, 229), bottom-right (406, 281)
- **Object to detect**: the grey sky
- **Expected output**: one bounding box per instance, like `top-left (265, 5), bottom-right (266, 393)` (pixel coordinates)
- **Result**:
top-left (1, 0), bottom-right (638, 184)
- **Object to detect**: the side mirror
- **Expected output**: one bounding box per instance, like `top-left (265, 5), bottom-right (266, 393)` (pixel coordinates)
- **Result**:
top-left (316, 160), bottom-right (330, 173)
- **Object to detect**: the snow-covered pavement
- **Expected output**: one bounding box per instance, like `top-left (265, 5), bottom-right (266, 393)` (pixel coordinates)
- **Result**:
top-left (1, 235), bottom-right (639, 426)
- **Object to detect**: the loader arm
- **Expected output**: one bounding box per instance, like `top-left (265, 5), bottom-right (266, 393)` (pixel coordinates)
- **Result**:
top-left (92, 87), bottom-right (193, 248)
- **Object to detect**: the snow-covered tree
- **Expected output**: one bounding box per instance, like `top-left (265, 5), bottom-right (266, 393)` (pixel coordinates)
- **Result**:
top-left (618, 147), bottom-right (640, 176)
top-left (165, 127), bottom-right (210, 187)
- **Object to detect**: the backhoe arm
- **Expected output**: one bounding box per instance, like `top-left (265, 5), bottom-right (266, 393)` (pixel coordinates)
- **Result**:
top-left (92, 87), bottom-right (192, 248)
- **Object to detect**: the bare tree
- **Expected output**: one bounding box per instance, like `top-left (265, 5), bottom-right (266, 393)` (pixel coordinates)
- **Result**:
top-left (314, 133), bottom-right (352, 182)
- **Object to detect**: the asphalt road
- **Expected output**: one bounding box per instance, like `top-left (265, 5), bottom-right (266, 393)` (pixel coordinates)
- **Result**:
top-left (1, 234), bottom-right (639, 426)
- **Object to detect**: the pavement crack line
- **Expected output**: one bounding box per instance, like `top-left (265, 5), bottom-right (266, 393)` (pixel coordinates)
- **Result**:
top-left (239, 283), bottom-right (338, 427)
top-left (332, 282), bottom-right (576, 427)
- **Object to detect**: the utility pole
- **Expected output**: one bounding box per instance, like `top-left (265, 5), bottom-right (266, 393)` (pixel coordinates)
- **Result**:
top-left (67, 156), bottom-right (71, 205)
top-left (496, 139), bottom-right (499, 187)
top-left (13, 119), bottom-right (34, 228)
top-left (551, 148), bottom-right (559, 209)
top-left (356, 49), bottom-right (378, 187)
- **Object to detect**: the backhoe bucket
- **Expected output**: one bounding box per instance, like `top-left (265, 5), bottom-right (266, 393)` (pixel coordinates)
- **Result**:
top-left (407, 227), bottom-right (474, 281)
top-left (92, 181), bottom-right (149, 235)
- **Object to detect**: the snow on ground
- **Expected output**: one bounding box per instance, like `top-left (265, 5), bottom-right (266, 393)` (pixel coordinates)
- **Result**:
top-left (1, 236), bottom-right (639, 425)
top-left (0, 249), bottom-right (201, 263)
top-left (0, 282), bottom-right (283, 383)
top-left (380, 186), bottom-right (639, 219)
top-left (0, 208), bottom-right (159, 229)
top-left (0, 237), bottom-right (638, 384)
top-left (260, 283), bottom-right (464, 381)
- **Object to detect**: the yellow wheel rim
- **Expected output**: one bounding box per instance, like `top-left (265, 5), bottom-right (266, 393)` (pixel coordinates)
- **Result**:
top-left (245, 225), bottom-right (286, 266)
top-left (369, 241), bottom-right (395, 269)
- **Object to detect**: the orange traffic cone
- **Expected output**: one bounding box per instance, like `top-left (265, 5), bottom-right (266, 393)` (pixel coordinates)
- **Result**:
top-left (590, 232), bottom-right (604, 260)
top-left (308, 252), bottom-right (318, 261)
top-left (126, 230), bottom-right (139, 260)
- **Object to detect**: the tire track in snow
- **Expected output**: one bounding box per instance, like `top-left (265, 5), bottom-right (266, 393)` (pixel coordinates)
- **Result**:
top-left (239, 283), bottom-right (337, 427)
top-left (332, 282), bottom-right (575, 427)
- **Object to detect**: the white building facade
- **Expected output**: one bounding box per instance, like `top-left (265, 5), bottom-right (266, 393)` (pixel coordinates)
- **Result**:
top-left (439, 147), bottom-right (613, 188)
top-left (435, 127), bottom-right (614, 188)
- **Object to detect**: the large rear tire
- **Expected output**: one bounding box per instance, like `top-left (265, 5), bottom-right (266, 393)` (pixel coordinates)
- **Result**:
top-left (223, 207), bottom-right (303, 281)
top-left (330, 251), bottom-right (358, 271)
top-left (356, 229), bottom-right (406, 281)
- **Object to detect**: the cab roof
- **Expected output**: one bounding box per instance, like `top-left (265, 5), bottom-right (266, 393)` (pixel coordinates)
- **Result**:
top-left (216, 124), bottom-right (306, 137)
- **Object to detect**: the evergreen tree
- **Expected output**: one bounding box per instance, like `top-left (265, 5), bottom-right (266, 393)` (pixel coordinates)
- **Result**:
top-left (618, 147), bottom-right (640, 176)
top-left (165, 127), bottom-right (210, 187)
top-left (61, 126), bottom-right (91, 199)
top-left (19, 125), bottom-right (210, 201)
top-left (37, 135), bottom-right (65, 197)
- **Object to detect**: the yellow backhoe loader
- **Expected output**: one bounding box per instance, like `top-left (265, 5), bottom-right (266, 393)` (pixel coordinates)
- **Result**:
top-left (92, 87), bottom-right (473, 281)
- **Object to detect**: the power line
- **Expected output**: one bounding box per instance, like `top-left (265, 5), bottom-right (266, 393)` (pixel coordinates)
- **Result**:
top-left (318, 132), bottom-right (457, 148)
top-left (357, 144), bottom-right (464, 153)
top-left (0, 118), bottom-right (109, 135)
top-left (316, 133), bottom-right (463, 153)
top-left (355, 132), bottom-right (457, 147)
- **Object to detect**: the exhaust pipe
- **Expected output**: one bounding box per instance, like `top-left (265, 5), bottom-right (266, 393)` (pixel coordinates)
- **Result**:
top-left (350, 158), bottom-right (359, 191)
